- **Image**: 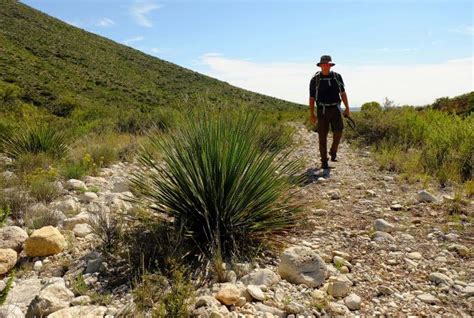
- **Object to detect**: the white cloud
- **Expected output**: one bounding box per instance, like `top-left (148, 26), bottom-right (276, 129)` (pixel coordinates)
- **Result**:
top-left (96, 18), bottom-right (115, 27)
top-left (122, 36), bottom-right (144, 45)
top-left (197, 54), bottom-right (474, 107)
top-left (130, 1), bottom-right (161, 27)
top-left (150, 47), bottom-right (161, 53)
top-left (450, 25), bottom-right (474, 35)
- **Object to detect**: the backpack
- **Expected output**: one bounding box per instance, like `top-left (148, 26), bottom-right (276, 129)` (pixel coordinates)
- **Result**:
top-left (313, 71), bottom-right (343, 103)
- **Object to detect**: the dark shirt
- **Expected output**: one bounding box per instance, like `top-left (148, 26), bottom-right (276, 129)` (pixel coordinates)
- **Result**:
top-left (309, 71), bottom-right (345, 104)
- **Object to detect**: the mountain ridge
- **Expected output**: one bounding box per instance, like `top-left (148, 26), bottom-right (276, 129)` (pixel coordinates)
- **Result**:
top-left (0, 0), bottom-right (303, 120)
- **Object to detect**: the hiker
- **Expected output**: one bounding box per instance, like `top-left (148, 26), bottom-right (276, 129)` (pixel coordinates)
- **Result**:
top-left (309, 55), bottom-right (350, 170)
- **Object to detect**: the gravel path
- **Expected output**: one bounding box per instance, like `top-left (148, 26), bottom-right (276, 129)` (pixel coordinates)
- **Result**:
top-left (286, 123), bottom-right (474, 316)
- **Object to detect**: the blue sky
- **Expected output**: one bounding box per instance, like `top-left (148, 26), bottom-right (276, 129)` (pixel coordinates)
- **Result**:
top-left (21, 0), bottom-right (473, 106)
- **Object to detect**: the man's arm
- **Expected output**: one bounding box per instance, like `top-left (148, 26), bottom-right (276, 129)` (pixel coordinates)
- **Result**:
top-left (309, 77), bottom-right (316, 123)
top-left (309, 97), bottom-right (317, 124)
top-left (340, 91), bottom-right (350, 116)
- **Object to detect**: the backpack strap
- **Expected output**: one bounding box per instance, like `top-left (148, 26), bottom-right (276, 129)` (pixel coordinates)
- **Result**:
top-left (313, 71), bottom-right (321, 103)
top-left (332, 71), bottom-right (343, 93)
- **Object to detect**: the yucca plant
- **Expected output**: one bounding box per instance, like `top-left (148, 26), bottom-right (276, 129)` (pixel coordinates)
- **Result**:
top-left (131, 107), bottom-right (304, 267)
top-left (1, 125), bottom-right (68, 160)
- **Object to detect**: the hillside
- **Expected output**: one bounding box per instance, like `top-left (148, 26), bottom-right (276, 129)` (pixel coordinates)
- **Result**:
top-left (0, 0), bottom-right (303, 133)
top-left (429, 92), bottom-right (474, 115)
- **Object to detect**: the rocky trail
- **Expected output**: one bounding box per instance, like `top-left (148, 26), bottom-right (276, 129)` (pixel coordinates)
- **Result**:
top-left (0, 123), bottom-right (473, 317)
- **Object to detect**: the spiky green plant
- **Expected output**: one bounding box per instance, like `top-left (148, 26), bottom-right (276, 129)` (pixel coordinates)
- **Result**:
top-left (131, 107), bottom-right (304, 265)
top-left (1, 126), bottom-right (68, 160)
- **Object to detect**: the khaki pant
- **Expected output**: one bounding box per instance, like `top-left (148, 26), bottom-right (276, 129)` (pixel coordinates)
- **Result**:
top-left (316, 106), bottom-right (343, 164)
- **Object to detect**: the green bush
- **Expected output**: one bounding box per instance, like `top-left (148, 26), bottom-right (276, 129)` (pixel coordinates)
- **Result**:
top-left (257, 122), bottom-right (295, 153)
top-left (361, 101), bottom-right (382, 113)
top-left (133, 268), bottom-right (194, 317)
top-left (1, 126), bottom-right (68, 160)
top-left (131, 107), bottom-right (304, 267)
top-left (26, 167), bottom-right (60, 203)
top-left (348, 106), bottom-right (474, 184)
top-left (0, 82), bottom-right (22, 104)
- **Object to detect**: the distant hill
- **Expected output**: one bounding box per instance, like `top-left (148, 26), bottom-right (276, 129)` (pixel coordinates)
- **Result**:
top-left (428, 92), bottom-right (474, 115)
top-left (0, 0), bottom-right (303, 134)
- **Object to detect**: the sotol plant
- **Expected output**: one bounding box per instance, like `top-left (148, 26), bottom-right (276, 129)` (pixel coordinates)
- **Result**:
top-left (131, 107), bottom-right (304, 267)
top-left (1, 125), bottom-right (68, 160)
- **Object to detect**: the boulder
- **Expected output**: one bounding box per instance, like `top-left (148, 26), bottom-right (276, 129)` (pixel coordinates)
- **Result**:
top-left (0, 226), bottom-right (28, 252)
top-left (80, 192), bottom-right (98, 203)
top-left (327, 275), bottom-right (352, 298)
top-left (70, 295), bottom-right (92, 306)
top-left (5, 279), bottom-right (42, 312)
top-left (447, 244), bottom-right (470, 257)
top-left (0, 305), bottom-right (24, 318)
top-left (24, 226), bottom-right (66, 257)
top-left (63, 212), bottom-right (91, 230)
top-left (417, 293), bottom-right (440, 304)
top-left (47, 305), bottom-right (107, 318)
top-left (51, 198), bottom-right (79, 215)
top-left (372, 231), bottom-right (394, 242)
top-left (416, 190), bottom-right (437, 202)
top-left (344, 293), bottom-right (362, 310)
top-left (240, 268), bottom-right (280, 287)
top-left (215, 285), bottom-right (241, 305)
top-left (429, 272), bottom-right (454, 286)
top-left (246, 285), bottom-right (264, 301)
top-left (73, 223), bottom-right (92, 238)
top-left (27, 278), bottom-right (74, 317)
top-left (65, 179), bottom-right (86, 191)
top-left (0, 248), bottom-right (17, 275)
top-left (278, 246), bottom-right (327, 288)
top-left (328, 302), bottom-right (350, 315)
top-left (374, 219), bottom-right (394, 233)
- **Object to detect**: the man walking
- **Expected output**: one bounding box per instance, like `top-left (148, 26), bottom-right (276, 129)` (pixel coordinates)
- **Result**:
top-left (309, 55), bottom-right (350, 170)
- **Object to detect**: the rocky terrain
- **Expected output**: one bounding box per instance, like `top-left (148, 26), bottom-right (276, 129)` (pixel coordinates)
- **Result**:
top-left (0, 123), bottom-right (472, 317)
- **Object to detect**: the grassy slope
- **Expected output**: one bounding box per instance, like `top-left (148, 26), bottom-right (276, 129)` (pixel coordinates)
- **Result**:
top-left (0, 0), bottom-right (303, 121)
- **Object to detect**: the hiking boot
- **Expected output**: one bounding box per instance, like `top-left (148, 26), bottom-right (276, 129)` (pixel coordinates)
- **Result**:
top-left (329, 151), bottom-right (338, 162)
top-left (321, 161), bottom-right (329, 169)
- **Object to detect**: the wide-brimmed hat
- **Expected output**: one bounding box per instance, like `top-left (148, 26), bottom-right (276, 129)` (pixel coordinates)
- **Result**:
top-left (317, 55), bottom-right (335, 66)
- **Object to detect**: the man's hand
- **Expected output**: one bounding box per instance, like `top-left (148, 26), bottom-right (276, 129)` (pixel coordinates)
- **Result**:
top-left (343, 108), bottom-right (350, 117)
top-left (310, 114), bottom-right (317, 125)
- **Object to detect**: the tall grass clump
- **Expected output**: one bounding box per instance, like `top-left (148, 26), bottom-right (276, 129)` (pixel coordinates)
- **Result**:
top-left (1, 126), bottom-right (68, 160)
top-left (347, 105), bottom-right (474, 184)
top-left (131, 106), bottom-right (304, 269)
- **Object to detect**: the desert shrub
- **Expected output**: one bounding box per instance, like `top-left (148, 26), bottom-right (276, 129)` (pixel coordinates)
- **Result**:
top-left (24, 205), bottom-right (63, 229)
top-left (361, 101), bottom-right (382, 113)
top-left (131, 107), bottom-right (304, 268)
top-left (25, 167), bottom-right (60, 203)
top-left (0, 82), bottom-right (22, 104)
top-left (48, 94), bottom-right (79, 117)
top-left (133, 267), bottom-right (194, 317)
top-left (63, 132), bottom-right (135, 179)
top-left (0, 187), bottom-right (31, 221)
top-left (13, 152), bottom-right (55, 176)
top-left (88, 209), bottom-right (122, 254)
top-left (1, 125), bottom-right (68, 160)
top-left (60, 161), bottom-right (89, 180)
top-left (348, 106), bottom-right (474, 184)
top-left (257, 122), bottom-right (295, 153)
top-left (123, 220), bottom-right (186, 277)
